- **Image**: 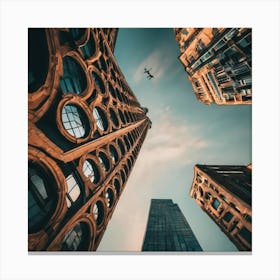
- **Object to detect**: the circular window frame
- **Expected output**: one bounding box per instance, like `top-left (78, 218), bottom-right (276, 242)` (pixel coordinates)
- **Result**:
top-left (112, 176), bottom-right (122, 197)
top-left (78, 32), bottom-right (98, 62)
top-left (28, 147), bottom-right (67, 243)
top-left (28, 28), bottom-right (63, 123)
top-left (78, 154), bottom-right (103, 190)
top-left (108, 142), bottom-right (120, 166)
top-left (96, 149), bottom-right (111, 174)
top-left (90, 103), bottom-right (110, 135)
top-left (89, 66), bottom-right (108, 97)
top-left (68, 28), bottom-right (90, 47)
top-left (57, 96), bottom-right (94, 144)
top-left (91, 198), bottom-right (107, 230)
top-left (108, 106), bottom-right (120, 129)
top-left (59, 52), bottom-right (92, 100)
top-left (47, 214), bottom-right (96, 251)
top-left (104, 186), bottom-right (115, 209)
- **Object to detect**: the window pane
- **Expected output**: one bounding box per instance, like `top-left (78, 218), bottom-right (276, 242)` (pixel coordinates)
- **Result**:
top-left (62, 104), bottom-right (87, 138)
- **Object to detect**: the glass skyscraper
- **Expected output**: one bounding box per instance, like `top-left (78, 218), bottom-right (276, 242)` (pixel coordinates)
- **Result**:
top-left (142, 199), bottom-right (202, 252)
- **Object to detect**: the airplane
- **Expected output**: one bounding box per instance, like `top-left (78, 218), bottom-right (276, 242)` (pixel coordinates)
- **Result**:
top-left (144, 68), bottom-right (154, 79)
top-left (147, 73), bottom-right (154, 79)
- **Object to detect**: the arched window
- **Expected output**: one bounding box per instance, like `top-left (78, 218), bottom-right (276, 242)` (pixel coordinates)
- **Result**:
top-left (93, 107), bottom-right (108, 131)
top-left (28, 163), bottom-right (57, 233)
top-left (62, 104), bottom-right (89, 138)
top-left (98, 152), bottom-right (110, 172)
top-left (60, 56), bottom-right (87, 94)
top-left (82, 159), bottom-right (100, 184)
top-left (28, 28), bottom-right (49, 93)
top-left (93, 201), bottom-right (105, 226)
top-left (80, 36), bottom-right (96, 59)
top-left (61, 222), bottom-right (89, 251)
top-left (105, 188), bottom-right (114, 208)
top-left (92, 71), bottom-right (105, 93)
top-left (109, 145), bottom-right (119, 165)
top-left (109, 108), bottom-right (119, 127)
top-left (65, 174), bottom-right (81, 208)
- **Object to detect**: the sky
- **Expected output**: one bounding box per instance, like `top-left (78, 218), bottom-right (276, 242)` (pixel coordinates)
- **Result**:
top-left (0, 1), bottom-right (279, 280)
top-left (97, 28), bottom-right (252, 252)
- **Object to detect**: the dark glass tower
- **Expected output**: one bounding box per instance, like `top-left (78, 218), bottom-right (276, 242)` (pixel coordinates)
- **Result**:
top-left (142, 199), bottom-right (202, 251)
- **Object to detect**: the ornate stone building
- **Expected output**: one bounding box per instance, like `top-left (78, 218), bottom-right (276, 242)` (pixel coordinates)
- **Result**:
top-left (142, 199), bottom-right (202, 251)
top-left (174, 28), bottom-right (252, 105)
top-left (189, 164), bottom-right (252, 251)
top-left (28, 28), bottom-right (151, 251)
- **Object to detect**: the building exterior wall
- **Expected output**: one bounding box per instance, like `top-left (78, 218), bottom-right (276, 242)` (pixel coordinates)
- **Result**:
top-left (142, 199), bottom-right (202, 251)
top-left (189, 164), bottom-right (252, 251)
top-left (28, 28), bottom-right (151, 251)
top-left (174, 28), bottom-right (252, 105)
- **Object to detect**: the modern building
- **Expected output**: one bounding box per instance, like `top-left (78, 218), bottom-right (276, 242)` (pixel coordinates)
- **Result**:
top-left (189, 164), bottom-right (252, 251)
top-left (174, 28), bottom-right (252, 105)
top-left (28, 28), bottom-right (151, 251)
top-left (142, 199), bottom-right (203, 251)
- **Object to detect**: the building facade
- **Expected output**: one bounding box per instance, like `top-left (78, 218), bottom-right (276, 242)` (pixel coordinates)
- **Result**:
top-left (28, 28), bottom-right (151, 251)
top-left (174, 28), bottom-right (252, 105)
top-left (142, 199), bottom-right (202, 251)
top-left (189, 164), bottom-right (252, 251)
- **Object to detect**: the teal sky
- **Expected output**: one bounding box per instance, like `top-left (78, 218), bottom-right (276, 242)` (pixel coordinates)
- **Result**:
top-left (97, 28), bottom-right (252, 252)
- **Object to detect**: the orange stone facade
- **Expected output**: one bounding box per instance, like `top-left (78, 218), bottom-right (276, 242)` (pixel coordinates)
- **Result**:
top-left (28, 28), bottom-right (151, 251)
top-left (189, 164), bottom-right (252, 251)
top-left (174, 28), bottom-right (252, 105)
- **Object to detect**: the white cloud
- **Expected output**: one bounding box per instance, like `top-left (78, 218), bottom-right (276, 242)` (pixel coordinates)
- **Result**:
top-left (128, 111), bottom-right (209, 186)
top-left (133, 49), bottom-right (175, 83)
top-left (98, 111), bottom-right (210, 251)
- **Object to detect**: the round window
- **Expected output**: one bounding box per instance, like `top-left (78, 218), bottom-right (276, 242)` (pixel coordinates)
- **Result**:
top-left (28, 28), bottom-right (49, 93)
top-left (105, 188), bottom-right (114, 208)
top-left (93, 201), bottom-right (105, 226)
top-left (109, 83), bottom-right (116, 99)
top-left (82, 159), bottom-right (100, 184)
top-left (92, 71), bottom-right (105, 93)
top-left (109, 145), bottom-right (119, 164)
top-left (93, 107), bottom-right (108, 131)
top-left (61, 222), bottom-right (90, 251)
top-left (28, 162), bottom-right (57, 234)
top-left (109, 108), bottom-right (119, 127)
top-left (114, 179), bottom-right (121, 195)
top-left (61, 104), bottom-right (89, 138)
top-left (60, 56), bottom-right (87, 95)
top-left (98, 152), bottom-right (110, 172)
top-left (117, 139), bottom-right (126, 156)
top-left (80, 36), bottom-right (96, 59)
top-left (118, 109), bottom-right (125, 124)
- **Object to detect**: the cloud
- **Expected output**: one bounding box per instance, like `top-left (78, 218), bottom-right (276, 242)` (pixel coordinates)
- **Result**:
top-left (127, 111), bottom-right (209, 187)
top-left (98, 111), bottom-right (210, 251)
top-left (133, 49), bottom-right (175, 83)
